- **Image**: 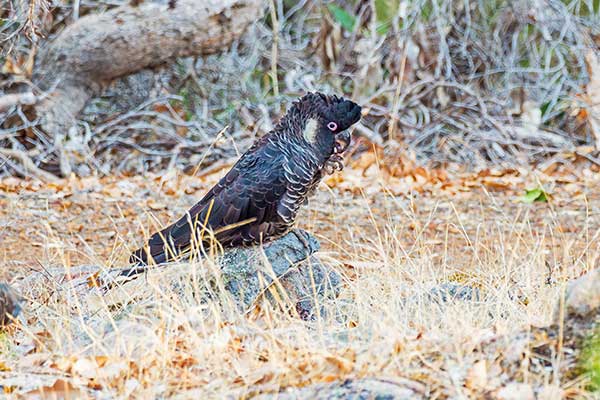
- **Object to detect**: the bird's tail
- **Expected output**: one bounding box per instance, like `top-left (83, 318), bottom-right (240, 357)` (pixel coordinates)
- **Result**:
top-left (129, 245), bottom-right (169, 266)
top-left (129, 225), bottom-right (176, 266)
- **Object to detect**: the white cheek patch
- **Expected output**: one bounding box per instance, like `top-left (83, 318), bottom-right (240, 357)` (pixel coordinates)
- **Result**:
top-left (303, 118), bottom-right (319, 143)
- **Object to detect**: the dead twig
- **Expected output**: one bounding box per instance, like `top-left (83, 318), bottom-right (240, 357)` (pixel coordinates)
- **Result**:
top-left (0, 92), bottom-right (37, 112)
top-left (0, 148), bottom-right (58, 182)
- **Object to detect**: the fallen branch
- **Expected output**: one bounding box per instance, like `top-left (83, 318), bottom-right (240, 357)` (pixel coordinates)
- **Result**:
top-left (0, 148), bottom-right (59, 182)
top-left (0, 92), bottom-right (37, 112)
top-left (33, 0), bottom-right (263, 138)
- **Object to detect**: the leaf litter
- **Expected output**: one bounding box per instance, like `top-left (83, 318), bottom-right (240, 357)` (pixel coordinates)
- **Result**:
top-left (0, 150), bottom-right (598, 397)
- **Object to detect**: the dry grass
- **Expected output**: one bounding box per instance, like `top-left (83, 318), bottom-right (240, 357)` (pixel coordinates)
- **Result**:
top-left (1, 0), bottom-right (599, 397)
top-left (0, 164), bottom-right (598, 398)
top-left (1, 0), bottom-right (600, 176)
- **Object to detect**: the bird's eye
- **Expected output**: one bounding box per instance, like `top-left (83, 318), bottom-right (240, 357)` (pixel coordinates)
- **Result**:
top-left (327, 122), bottom-right (338, 131)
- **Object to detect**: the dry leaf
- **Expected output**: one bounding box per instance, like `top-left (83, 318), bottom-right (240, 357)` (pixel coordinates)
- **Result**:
top-left (2, 57), bottom-right (23, 75)
top-left (17, 353), bottom-right (51, 369)
top-left (465, 360), bottom-right (487, 390)
top-left (24, 378), bottom-right (82, 399)
top-left (71, 358), bottom-right (98, 379)
top-left (99, 360), bottom-right (129, 380)
top-left (324, 354), bottom-right (354, 374)
top-left (147, 199), bottom-right (167, 210)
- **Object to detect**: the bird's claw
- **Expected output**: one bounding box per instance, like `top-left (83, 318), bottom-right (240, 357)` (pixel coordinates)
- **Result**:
top-left (327, 131), bottom-right (350, 174)
top-left (333, 131), bottom-right (351, 154)
top-left (324, 153), bottom-right (344, 175)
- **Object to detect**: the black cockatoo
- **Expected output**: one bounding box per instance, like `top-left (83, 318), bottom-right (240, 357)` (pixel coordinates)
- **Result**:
top-left (131, 92), bottom-right (362, 265)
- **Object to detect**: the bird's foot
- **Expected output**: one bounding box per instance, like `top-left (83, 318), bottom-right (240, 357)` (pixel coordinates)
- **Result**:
top-left (290, 229), bottom-right (313, 255)
top-left (324, 153), bottom-right (344, 175)
top-left (333, 131), bottom-right (351, 154)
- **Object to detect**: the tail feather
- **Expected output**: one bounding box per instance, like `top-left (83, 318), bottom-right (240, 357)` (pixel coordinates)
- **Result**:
top-left (130, 226), bottom-right (175, 265)
top-left (129, 244), bottom-right (170, 265)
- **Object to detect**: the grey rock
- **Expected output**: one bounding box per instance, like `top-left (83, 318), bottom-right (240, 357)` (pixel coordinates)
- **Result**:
top-left (218, 229), bottom-right (322, 309)
top-left (0, 283), bottom-right (22, 326)
top-left (428, 283), bottom-right (482, 303)
top-left (556, 267), bottom-right (600, 319)
top-left (263, 255), bottom-right (342, 320)
top-left (18, 229), bottom-right (342, 320)
top-left (170, 229), bottom-right (341, 316)
top-left (86, 68), bottom-right (159, 115)
top-left (253, 378), bottom-right (424, 400)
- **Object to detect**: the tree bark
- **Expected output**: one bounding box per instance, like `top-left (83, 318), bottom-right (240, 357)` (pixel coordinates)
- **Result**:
top-left (33, 0), bottom-right (263, 138)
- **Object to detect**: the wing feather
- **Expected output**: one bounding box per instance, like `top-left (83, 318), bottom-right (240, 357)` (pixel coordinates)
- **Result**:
top-left (130, 141), bottom-right (288, 264)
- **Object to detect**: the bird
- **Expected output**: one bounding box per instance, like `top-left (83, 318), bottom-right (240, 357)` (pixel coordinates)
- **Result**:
top-left (0, 283), bottom-right (22, 327)
top-left (130, 92), bottom-right (362, 266)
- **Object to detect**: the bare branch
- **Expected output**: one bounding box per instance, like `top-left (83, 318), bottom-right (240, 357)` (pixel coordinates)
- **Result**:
top-left (33, 0), bottom-right (264, 138)
top-left (0, 92), bottom-right (37, 112)
top-left (0, 148), bottom-right (59, 182)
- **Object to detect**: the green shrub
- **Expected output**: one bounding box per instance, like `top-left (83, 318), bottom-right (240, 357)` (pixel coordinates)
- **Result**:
top-left (579, 327), bottom-right (600, 392)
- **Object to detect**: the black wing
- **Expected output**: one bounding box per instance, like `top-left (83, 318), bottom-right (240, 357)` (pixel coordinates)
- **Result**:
top-left (130, 140), bottom-right (288, 265)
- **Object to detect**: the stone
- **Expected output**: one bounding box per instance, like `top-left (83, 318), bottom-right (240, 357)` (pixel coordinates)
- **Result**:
top-left (556, 268), bottom-right (600, 319)
top-left (428, 283), bottom-right (482, 303)
top-left (171, 229), bottom-right (341, 317)
top-left (494, 383), bottom-right (534, 400)
top-left (218, 229), bottom-right (325, 309)
top-left (260, 255), bottom-right (342, 320)
top-left (17, 229), bottom-right (342, 320)
top-left (252, 378), bottom-right (423, 400)
top-left (0, 282), bottom-right (22, 326)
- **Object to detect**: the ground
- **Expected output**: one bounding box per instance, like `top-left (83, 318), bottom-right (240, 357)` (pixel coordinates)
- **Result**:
top-left (0, 153), bottom-right (598, 398)
top-left (2, 0), bottom-right (600, 397)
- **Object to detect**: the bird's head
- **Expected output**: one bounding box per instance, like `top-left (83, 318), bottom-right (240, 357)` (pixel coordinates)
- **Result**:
top-left (281, 92), bottom-right (362, 153)
top-left (312, 92), bottom-right (362, 134)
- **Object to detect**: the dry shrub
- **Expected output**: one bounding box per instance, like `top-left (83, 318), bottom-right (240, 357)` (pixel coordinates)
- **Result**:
top-left (0, 0), bottom-right (599, 173)
top-left (1, 168), bottom-right (598, 397)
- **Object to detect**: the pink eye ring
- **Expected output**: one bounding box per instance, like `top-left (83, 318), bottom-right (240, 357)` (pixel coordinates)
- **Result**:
top-left (327, 122), bottom-right (338, 131)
